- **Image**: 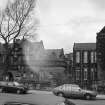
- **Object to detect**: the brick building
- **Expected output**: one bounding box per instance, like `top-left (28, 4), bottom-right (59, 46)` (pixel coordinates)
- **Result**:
top-left (0, 39), bottom-right (66, 88)
top-left (73, 43), bottom-right (97, 89)
top-left (38, 49), bottom-right (66, 86)
top-left (65, 53), bottom-right (74, 83)
top-left (97, 26), bottom-right (105, 84)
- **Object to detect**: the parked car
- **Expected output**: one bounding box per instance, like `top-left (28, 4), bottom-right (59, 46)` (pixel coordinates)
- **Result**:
top-left (0, 81), bottom-right (28, 94)
top-left (52, 84), bottom-right (97, 100)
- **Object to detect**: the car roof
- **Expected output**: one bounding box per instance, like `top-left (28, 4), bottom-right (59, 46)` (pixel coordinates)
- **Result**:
top-left (63, 84), bottom-right (79, 86)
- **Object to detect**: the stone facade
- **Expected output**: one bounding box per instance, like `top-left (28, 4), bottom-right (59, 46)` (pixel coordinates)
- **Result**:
top-left (97, 26), bottom-right (105, 85)
top-left (65, 53), bottom-right (74, 83)
top-left (73, 43), bottom-right (97, 89)
top-left (0, 39), bottom-right (66, 87)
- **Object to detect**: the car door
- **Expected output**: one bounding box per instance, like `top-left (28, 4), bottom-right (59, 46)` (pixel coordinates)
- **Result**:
top-left (64, 85), bottom-right (72, 97)
top-left (11, 83), bottom-right (20, 93)
top-left (0, 82), bottom-right (8, 92)
top-left (71, 85), bottom-right (83, 98)
top-left (7, 82), bottom-right (16, 93)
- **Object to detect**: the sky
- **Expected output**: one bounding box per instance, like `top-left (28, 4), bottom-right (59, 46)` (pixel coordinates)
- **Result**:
top-left (0, 0), bottom-right (105, 53)
top-left (36, 0), bottom-right (105, 53)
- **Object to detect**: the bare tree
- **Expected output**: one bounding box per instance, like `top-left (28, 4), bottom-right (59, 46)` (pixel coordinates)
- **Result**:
top-left (0, 0), bottom-right (37, 78)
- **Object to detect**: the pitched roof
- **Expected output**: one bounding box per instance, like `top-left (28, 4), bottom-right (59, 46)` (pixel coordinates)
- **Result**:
top-left (31, 40), bottom-right (44, 49)
top-left (73, 43), bottom-right (96, 50)
top-left (43, 49), bottom-right (64, 60)
top-left (98, 26), bottom-right (105, 34)
top-left (22, 39), bottom-right (44, 49)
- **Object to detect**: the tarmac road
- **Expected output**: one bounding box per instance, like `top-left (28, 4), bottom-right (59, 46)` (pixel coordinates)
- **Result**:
top-left (0, 92), bottom-right (65, 105)
top-left (28, 90), bottom-right (105, 105)
top-left (29, 90), bottom-right (105, 105)
top-left (0, 90), bottom-right (105, 105)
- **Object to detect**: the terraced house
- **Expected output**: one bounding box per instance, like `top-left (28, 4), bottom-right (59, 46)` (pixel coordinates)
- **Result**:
top-left (0, 39), bottom-right (67, 88)
top-left (73, 43), bottom-right (97, 90)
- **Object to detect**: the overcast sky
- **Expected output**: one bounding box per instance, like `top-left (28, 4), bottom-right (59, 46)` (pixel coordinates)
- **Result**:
top-left (36, 0), bottom-right (105, 53)
top-left (1, 0), bottom-right (105, 53)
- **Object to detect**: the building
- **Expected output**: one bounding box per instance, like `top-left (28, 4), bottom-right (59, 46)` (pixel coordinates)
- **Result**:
top-left (97, 26), bottom-right (105, 84)
top-left (73, 43), bottom-right (97, 89)
top-left (0, 39), bottom-right (45, 83)
top-left (65, 53), bottom-right (74, 83)
top-left (38, 49), bottom-right (66, 86)
top-left (0, 39), bottom-right (66, 88)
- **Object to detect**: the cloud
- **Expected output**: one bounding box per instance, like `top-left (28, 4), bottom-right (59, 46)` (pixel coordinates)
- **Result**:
top-left (39, 16), bottom-right (105, 53)
top-left (37, 0), bottom-right (105, 53)
top-left (0, 0), bottom-right (8, 10)
top-left (0, 0), bottom-right (15, 10)
top-left (90, 0), bottom-right (105, 10)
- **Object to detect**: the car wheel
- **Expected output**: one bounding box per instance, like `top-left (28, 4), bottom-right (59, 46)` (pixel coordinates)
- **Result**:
top-left (17, 90), bottom-right (21, 94)
top-left (85, 94), bottom-right (91, 100)
top-left (58, 93), bottom-right (64, 97)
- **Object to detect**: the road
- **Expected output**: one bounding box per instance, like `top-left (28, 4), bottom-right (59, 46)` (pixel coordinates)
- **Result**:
top-left (0, 90), bottom-right (105, 105)
top-left (28, 90), bottom-right (105, 105)
top-left (0, 92), bottom-right (65, 105)
top-left (70, 98), bottom-right (105, 105)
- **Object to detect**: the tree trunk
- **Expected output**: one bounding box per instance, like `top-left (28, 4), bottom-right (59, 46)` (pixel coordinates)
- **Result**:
top-left (3, 43), bottom-right (11, 81)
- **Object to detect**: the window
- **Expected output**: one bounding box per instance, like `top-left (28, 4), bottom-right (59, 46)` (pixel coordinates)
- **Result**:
top-left (3, 55), bottom-right (5, 63)
top-left (71, 86), bottom-right (81, 91)
top-left (76, 70), bottom-right (80, 80)
top-left (91, 68), bottom-right (94, 80)
top-left (8, 82), bottom-right (14, 86)
top-left (84, 68), bottom-right (87, 80)
top-left (91, 51), bottom-right (96, 63)
top-left (91, 52), bottom-right (94, 63)
top-left (39, 71), bottom-right (44, 80)
top-left (94, 52), bottom-right (96, 63)
top-left (84, 51), bottom-right (88, 63)
top-left (76, 52), bottom-right (80, 63)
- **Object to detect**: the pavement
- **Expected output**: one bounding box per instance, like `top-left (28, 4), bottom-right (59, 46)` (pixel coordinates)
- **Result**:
top-left (28, 90), bottom-right (105, 99)
top-left (28, 90), bottom-right (52, 94)
top-left (96, 94), bottom-right (105, 99)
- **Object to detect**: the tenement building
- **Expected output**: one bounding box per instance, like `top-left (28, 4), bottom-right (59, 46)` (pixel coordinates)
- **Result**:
top-left (97, 26), bottom-right (105, 85)
top-left (73, 43), bottom-right (97, 90)
top-left (65, 53), bottom-right (74, 83)
top-left (0, 39), bottom-right (66, 88)
top-left (38, 49), bottom-right (66, 86)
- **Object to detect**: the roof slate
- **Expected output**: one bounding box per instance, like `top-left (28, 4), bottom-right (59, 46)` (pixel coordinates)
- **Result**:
top-left (74, 43), bottom-right (96, 50)
top-left (43, 49), bottom-right (64, 60)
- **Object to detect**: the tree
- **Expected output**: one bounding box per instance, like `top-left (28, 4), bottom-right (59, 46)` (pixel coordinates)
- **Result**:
top-left (0, 0), bottom-right (37, 79)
